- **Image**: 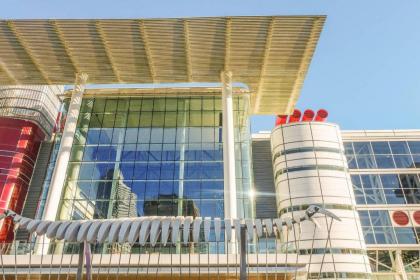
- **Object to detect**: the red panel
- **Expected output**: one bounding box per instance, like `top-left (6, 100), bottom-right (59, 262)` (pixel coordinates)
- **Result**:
top-left (413, 211), bottom-right (420, 225)
top-left (392, 211), bottom-right (410, 226)
top-left (0, 117), bottom-right (45, 242)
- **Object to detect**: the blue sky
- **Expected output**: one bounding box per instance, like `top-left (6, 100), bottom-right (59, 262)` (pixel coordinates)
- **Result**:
top-left (2, 0), bottom-right (420, 132)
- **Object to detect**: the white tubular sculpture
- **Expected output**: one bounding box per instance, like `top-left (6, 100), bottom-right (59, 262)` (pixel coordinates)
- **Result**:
top-left (1, 206), bottom-right (338, 246)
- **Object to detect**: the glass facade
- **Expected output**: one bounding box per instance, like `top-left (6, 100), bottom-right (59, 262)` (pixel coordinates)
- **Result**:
top-left (358, 210), bottom-right (419, 245)
top-left (351, 173), bottom-right (420, 205)
top-left (57, 94), bottom-right (253, 222)
top-left (345, 138), bottom-right (420, 260)
top-left (344, 141), bottom-right (420, 169)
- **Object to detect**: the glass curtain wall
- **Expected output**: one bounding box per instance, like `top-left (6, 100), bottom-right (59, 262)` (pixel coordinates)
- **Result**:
top-left (57, 94), bottom-right (253, 222)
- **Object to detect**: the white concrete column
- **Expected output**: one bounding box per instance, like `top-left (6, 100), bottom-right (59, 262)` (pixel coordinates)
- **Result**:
top-left (42, 73), bottom-right (88, 221)
top-left (221, 71), bottom-right (237, 220)
top-left (36, 74), bottom-right (87, 254)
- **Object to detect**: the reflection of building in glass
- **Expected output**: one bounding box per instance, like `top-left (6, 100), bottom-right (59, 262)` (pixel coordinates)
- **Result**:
top-left (112, 177), bottom-right (138, 218)
top-left (57, 94), bottom-right (251, 222)
top-left (144, 194), bottom-right (200, 217)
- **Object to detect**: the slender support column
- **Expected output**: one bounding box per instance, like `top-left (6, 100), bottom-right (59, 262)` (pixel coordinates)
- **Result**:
top-left (239, 225), bottom-right (247, 280)
top-left (395, 250), bottom-right (408, 280)
top-left (36, 73), bottom-right (88, 254)
top-left (221, 71), bottom-right (237, 220)
top-left (76, 243), bottom-right (85, 280)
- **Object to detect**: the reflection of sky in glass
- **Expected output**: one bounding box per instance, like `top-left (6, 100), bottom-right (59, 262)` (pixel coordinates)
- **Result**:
top-left (59, 95), bottom-right (252, 223)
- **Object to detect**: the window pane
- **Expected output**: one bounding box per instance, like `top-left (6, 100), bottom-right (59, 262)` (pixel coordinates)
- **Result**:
top-left (358, 210), bottom-right (371, 226)
top-left (380, 174), bottom-right (401, 188)
top-left (361, 175), bottom-right (382, 189)
top-left (394, 155), bottom-right (415, 168)
top-left (356, 155), bottom-right (377, 169)
top-left (372, 142), bottom-right (391, 154)
top-left (413, 155), bottom-right (420, 168)
top-left (395, 228), bottom-right (418, 244)
top-left (375, 155), bottom-right (395, 168)
top-left (390, 141), bottom-right (410, 154)
top-left (408, 141), bottom-right (420, 154)
top-left (343, 142), bottom-right (354, 155)
top-left (83, 146), bottom-right (97, 161)
top-left (353, 142), bottom-right (373, 155)
top-left (384, 188), bottom-right (405, 204)
top-left (373, 227), bottom-right (397, 244)
top-left (369, 210), bottom-right (392, 226)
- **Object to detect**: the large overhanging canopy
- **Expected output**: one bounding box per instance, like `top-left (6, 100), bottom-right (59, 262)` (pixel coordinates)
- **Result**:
top-left (0, 16), bottom-right (325, 114)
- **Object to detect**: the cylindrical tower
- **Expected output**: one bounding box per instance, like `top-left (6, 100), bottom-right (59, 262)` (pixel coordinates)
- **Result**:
top-left (271, 121), bottom-right (371, 279)
top-left (0, 86), bottom-right (61, 242)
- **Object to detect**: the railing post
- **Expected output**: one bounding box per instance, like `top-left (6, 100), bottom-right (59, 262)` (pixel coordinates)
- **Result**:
top-left (76, 242), bottom-right (84, 280)
top-left (240, 225), bottom-right (247, 280)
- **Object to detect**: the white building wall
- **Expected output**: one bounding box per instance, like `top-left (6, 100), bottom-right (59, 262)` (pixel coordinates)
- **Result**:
top-left (271, 122), bottom-right (371, 279)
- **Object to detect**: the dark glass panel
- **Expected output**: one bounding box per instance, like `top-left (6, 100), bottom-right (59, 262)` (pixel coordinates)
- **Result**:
top-left (400, 174), bottom-right (420, 203)
top-left (92, 163), bottom-right (114, 180)
top-left (94, 181), bottom-right (113, 199)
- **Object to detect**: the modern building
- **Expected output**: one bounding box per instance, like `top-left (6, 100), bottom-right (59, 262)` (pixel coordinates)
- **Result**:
top-left (0, 16), bottom-right (414, 280)
top-left (253, 125), bottom-right (420, 280)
